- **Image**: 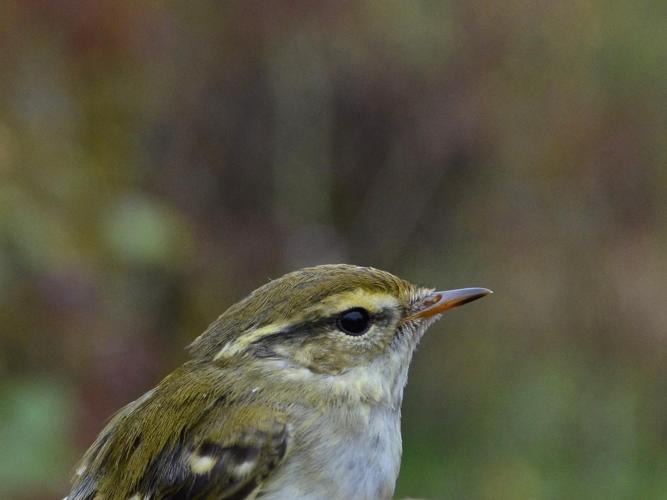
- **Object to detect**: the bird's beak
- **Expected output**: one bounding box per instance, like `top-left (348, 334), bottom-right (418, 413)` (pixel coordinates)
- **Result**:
top-left (408, 287), bottom-right (492, 320)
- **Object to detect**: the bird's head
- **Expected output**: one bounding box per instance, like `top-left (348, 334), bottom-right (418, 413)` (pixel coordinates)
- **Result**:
top-left (189, 264), bottom-right (490, 406)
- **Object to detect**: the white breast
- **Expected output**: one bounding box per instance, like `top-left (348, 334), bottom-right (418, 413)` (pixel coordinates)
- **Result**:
top-left (254, 332), bottom-right (419, 500)
top-left (259, 404), bottom-right (402, 500)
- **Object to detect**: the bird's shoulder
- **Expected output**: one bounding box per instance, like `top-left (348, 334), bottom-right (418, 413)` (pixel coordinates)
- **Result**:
top-left (68, 360), bottom-right (291, 500)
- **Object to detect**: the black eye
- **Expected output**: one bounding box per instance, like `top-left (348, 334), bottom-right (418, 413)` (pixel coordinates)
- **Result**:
top-left (337, 308), bottom-right (371, 336)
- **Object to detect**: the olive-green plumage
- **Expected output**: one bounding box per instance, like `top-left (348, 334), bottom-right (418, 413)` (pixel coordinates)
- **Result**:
top-left (67, 264), bottom-right (490, 500)
top-left (189, 265), bottom-right (412, 359)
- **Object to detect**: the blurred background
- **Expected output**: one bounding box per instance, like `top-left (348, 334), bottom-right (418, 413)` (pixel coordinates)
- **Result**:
top-left (1, 1), bottom-right (666, 498)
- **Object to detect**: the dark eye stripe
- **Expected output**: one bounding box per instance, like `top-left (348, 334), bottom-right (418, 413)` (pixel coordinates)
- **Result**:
top-left (247, 308), bottom-right (395, 357)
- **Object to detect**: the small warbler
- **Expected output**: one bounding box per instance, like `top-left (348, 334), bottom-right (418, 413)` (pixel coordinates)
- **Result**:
top-left (67, 264), bottom-right (491, 500)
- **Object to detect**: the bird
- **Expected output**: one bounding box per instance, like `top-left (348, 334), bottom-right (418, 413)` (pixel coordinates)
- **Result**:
top-left (67, 264), bottom-right (491, 500)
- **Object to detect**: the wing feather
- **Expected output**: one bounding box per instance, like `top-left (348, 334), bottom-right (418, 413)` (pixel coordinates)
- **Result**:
top-left (68, 363), bottom-right (291, 500)
top-left (138, 413), bottom-right (290, 499)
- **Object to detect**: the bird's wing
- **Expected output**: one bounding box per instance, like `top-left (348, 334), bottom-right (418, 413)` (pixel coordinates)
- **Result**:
top-left (68, 364), bottom-right (291, 500)
top-left (134, 404), bottom-right (291, 499)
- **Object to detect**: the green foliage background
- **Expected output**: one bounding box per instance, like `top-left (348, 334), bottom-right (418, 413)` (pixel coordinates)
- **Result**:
top-left (1, 2), bottom-right (666, 498)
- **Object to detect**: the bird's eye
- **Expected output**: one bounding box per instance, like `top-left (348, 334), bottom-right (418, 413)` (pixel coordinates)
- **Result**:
top-left (337, 308), bottom-right (371, 336)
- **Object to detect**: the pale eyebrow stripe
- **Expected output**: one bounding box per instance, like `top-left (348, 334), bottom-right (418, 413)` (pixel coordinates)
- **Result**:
top-left (214, 322), bottom-right (289, 360)
top-left (214, 290), bottom-right (401, 360)
top-left (314, 290), bottom-right (399, 314)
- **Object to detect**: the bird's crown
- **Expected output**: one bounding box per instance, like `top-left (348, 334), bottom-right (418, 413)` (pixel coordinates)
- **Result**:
top-left (188, 265), bottom-right (417, 369)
